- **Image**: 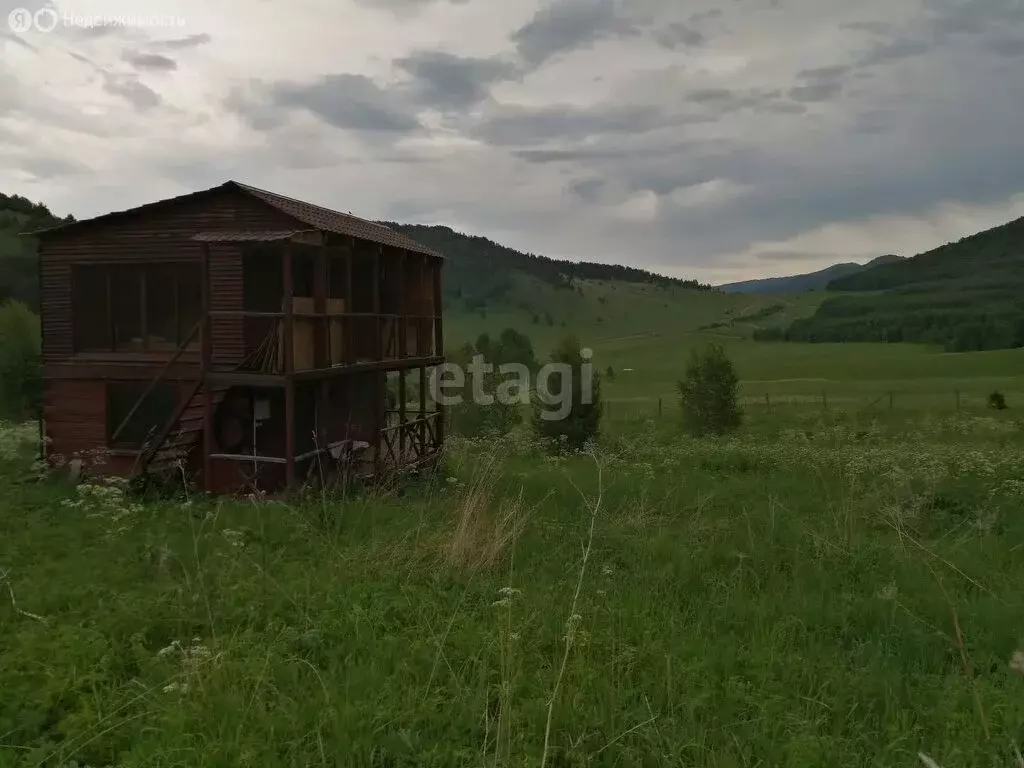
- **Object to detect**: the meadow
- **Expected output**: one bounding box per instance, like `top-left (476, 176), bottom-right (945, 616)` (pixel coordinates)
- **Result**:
top-left (2, 399), bottom-right (1024, 766)
top-left (447, 276), bottom-right (1024, 418)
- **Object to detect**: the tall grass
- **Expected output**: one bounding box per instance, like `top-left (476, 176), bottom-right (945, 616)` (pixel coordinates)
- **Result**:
top-left (1, 411), bottom-right (1023, 765)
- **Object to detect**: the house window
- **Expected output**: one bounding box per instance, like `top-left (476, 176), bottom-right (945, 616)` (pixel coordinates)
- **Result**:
top-left (106, 382), bottom-right (177, 450)
top-left (72, 262), bottom-right (202, 352)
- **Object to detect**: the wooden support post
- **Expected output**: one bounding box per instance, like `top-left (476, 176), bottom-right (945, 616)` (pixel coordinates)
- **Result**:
top-left (418, 365), bottom-right (427, 457)
top-left (373, 372), bottom-right (383, 478)
top-left (658, 397), bottom-right (663, 417)
top-left (200, 242), bottom-right (212, 492)
top-left (765, 393), bottom-right (771, 412)
top-left (283, 243), bottom-right (295, 487)
top-left (398, 370), bottom-right (407, 464)
top-left (431, 258), bottom-right (444, 454)
top-left (432, 257), bottom-right (443, 358)
top-left (955, 389), bottom-right (961, 411)
top-left (314, 240), bottom-right (328, 370)
top-left (345, 238), bottom-right (354, 364)
top-left (398, 249), bottom-right (407, 359)
top-left (372, 245), bottom-right (381, 359)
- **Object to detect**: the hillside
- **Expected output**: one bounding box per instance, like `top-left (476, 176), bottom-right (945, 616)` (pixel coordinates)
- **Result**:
top-left (384, 223), bottom-right (710, 312)
top-left (720, 254), bottom-right (902, 294)
top-left (771, 216), bottom-right (1024, 351)
top-left (0, 193), bottom-right (74, 310)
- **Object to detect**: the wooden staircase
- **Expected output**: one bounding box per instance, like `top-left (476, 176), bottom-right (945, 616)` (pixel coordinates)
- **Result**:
top-left (136, 383), bottom-right (230, 477)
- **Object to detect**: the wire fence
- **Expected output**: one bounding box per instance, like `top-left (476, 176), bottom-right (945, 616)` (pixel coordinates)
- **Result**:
top-left (601, 388), bottom-right (1018, 423)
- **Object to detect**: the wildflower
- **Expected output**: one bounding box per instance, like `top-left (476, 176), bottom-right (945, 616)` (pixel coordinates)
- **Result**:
top-left (1010, 651), bottom-right (1024, 676)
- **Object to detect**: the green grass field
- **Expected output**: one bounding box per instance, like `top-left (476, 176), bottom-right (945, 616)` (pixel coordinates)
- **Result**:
top-left (2, 403), bottom-right (1024, 766)
top-left (448, 279), bottom-right (1024, 418)
top-left (3, 283), bottom-right (1024, 766)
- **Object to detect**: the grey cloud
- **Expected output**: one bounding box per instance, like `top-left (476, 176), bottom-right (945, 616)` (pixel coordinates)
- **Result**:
top-left (512, 0), bottom-right (639, 68)
top-left (123, 51), bottom-right (177, 71)
top-left (990, 37), bottom-right (1024, 56)
top-left (236, 74), bottom-right (422, 134)
top-left (476, 103), bottom-right (668, 146)
top-left (841, 20), bottom-right (892, 35)
top-left (652, 22), bottom-right (704, 49)
top-left (864, 37), bottom-right (932, 65)
top-left (156, 33), bottom-right (212, 50)
top-left (755, 250), bottom-right (832, 263)
top-left (396, 51), bottom-right (518, 109)
top-left (353, 0), bottom-right (469, 13)
top-left (789, 80), bottom-right (843, 103)
top-left (569, 178), bottom-right (604, 202)
top-left (102, 74), bottom-right (161, 110)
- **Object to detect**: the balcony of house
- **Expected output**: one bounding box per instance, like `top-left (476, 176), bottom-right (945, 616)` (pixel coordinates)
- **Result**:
top-left (202, 233), bottom-right (444, 383)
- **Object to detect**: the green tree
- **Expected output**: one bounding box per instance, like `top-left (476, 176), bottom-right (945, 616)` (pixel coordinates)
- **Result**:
top-left (0, 300), bottom-right (42, 420)
top-left (532, 336), bottom-right (601, 451)
top-left (677, 343), bottom-right (742, 436)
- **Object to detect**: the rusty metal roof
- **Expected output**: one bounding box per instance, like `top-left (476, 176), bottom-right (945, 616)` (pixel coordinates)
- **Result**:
top-left (28, 180), bottom-right (443, 258)
top-left (232, 183), bottom-right (441, 257)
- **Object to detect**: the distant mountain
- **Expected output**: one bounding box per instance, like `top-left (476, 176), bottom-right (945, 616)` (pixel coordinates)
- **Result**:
top-left (768, 216), bottom-right (1024, 351)
top-left (720, 255), bottom-right (902, 294)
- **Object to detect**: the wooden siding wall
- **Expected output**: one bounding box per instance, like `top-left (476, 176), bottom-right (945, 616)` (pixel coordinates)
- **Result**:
top-left (208, 243), bottom-right (245, 367)
top-left (44, 380), bottom-right (197, 474)
top-left (39, 187), bottom-right (298, 365)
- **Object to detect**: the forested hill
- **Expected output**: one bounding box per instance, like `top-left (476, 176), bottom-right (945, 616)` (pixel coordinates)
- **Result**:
top-left (0, 194), bottom-right (74, 310)
top-left (772, 215), bottom-right (1024, 351)
top-left (384, 223), bottom-right (710, 312)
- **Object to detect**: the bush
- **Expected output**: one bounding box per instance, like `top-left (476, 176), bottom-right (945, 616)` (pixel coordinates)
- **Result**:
top-left (988, 390), bottom-right (1008, 410)
top-left (0, 300), bottom-right (41, 420)
top-left (532, 336), bottom-right (601, 451)
top-left (677, 343), bottom-right (742, 436)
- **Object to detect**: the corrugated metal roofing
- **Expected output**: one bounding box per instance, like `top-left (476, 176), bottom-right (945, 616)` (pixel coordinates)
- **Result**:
top-left (28, 180), bottom-right (442, 258)
top-left (192, 230), bottom-right (317, 242)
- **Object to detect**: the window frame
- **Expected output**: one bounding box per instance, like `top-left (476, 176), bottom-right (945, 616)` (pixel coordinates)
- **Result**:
top-left (70, 261), bottom-right (202, 354)
top-left (105, 381), bottom-right (179, 451)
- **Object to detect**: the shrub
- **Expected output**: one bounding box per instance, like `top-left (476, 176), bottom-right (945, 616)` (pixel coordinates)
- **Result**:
top-left (532, 336), bottom-right (601, 451)
top-left (988, 390), bottom-right (1008, 410)
top-left (677, 343), bottom-right (742, 436)
top-left (0, 300), bottom-right (41, 420)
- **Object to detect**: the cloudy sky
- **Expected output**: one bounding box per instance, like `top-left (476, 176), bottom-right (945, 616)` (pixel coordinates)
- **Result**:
top-left (2, 0), bottom-right (1023, 283)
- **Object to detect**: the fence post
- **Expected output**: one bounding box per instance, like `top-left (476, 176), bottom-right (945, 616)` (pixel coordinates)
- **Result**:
top-left (765, 393), bottom-right (771, 413)
top-left (658, 397), bottom-right (663, 417)
top-left (889, 390), bottom-right (894, 410)
top-left (955, 389), bottom-right (961, 412)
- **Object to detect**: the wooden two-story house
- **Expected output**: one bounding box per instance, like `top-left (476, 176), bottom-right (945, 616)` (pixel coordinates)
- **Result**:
top-left (33, 181), bottom-right (445, 493)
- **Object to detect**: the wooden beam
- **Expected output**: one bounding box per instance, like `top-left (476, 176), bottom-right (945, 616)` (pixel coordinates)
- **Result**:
top-left (345, 238), bottom-right (354, 364)
top-left (282, 242), bottom-right (295, 486)
top-left (372, 245), bottom-right (381, 359)
top-left (398, 370), bottom-right (406, 463)
top-left (209, 452), bottom-right (287, 465)
top-left (282, 243), bottom-right (294, 376)
top-left (200, 241), bottom-right (213, 492)
top-left (314, 242), bottom-right (328, 369)
top-left (398, 249), bottom-right (407, 360)
top-left (432, 256), bottom-right (443, 358)
top-left (418, 365), bottom-right (427, 458)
